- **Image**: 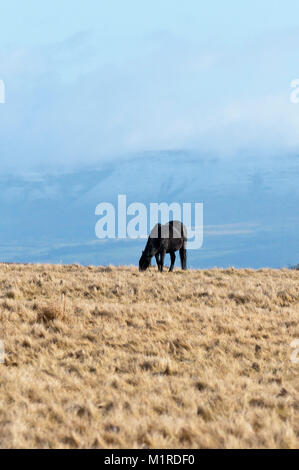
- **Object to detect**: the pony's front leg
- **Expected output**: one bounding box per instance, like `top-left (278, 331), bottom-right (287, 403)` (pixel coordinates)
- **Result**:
top-left (159, 249), bottom-right (166, 272)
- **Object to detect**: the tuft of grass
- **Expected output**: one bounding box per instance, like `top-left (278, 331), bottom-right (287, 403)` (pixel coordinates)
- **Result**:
top-left (5, 288), bottom-right (20, 299)
top-left (36, 295), bottom-right (68, 323)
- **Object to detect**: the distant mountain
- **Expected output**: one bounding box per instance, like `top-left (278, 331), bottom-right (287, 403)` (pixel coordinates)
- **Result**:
top-left (1, 150), bottom-right (298, 268)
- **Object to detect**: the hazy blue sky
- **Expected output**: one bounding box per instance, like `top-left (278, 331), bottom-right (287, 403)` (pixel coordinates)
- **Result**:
top-left (1, 1), bottom-right (299, 171)
top-left (1, 2), bottom-right (299, 268)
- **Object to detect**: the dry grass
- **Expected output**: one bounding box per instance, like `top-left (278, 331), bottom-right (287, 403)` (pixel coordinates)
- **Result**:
top-left (0, 263), bottom-right (298, 449)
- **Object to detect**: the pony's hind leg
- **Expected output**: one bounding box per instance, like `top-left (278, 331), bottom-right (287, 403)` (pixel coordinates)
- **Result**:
top-left (159, 249), bottom-right (166, 272)
top-left (169, 251), bottom-right (176, 272)
top-left (179, 247), bottom-right (187, 270)
top-left (155, 253), bottom-right (161, 271)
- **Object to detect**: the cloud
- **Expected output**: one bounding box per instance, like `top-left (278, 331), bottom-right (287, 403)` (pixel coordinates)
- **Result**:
top-left (204, 223), bottom-right (259, 236)
top-left (1, 29), bottom-right (299, 173)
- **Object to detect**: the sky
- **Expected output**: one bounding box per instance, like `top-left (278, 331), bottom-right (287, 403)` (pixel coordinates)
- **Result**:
top-left (0, 2), bottom-right (299, 268)
top-left (1, 1), bottom-right (299, 172)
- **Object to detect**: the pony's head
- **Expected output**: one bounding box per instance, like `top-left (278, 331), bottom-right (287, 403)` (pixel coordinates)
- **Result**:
top-left (139, 250), bottom-right (152, 271)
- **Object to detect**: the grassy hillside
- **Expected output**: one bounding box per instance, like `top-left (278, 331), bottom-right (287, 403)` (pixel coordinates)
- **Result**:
top-left (0, 264), bottom-right (298, 448)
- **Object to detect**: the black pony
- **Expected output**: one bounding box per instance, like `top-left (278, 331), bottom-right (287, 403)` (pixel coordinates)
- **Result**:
top-left (139, 220), bottom-right (187, 272)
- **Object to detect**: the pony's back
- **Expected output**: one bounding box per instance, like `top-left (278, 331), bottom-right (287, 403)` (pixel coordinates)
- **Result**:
top-left (160, 220), bottom-right (187, 240)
